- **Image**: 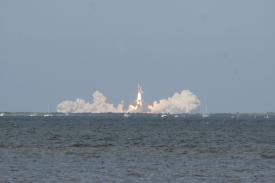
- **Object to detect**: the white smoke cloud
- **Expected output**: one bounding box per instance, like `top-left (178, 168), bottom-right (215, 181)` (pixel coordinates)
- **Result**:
top-left (57, 91), bottom-right (124, 113)
top-left (148, 90), bottom-right (200, 114)
top-left (57, 89), bottom-right (200, 114)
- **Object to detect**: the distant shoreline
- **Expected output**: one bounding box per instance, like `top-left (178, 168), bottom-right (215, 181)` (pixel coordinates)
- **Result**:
top-left (0, 112), bottom-right (274, 118)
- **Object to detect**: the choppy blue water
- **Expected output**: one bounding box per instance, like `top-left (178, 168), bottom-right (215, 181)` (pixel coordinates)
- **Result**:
top-left (0, 113), bottom-right (275, 182)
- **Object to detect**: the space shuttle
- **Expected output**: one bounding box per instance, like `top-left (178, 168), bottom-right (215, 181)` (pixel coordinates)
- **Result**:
top-left (136, 83), bottom-right (143, 109)
top-left (127, 82), bottom-right (144, 113)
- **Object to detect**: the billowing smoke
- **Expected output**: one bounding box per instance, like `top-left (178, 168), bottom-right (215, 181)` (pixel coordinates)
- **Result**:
top-left (57, 91), bottom-right (124, 113)
top-left (148, 90), bottom-right (200, 114)
top-left (57, 88), bottom-right (200, 114)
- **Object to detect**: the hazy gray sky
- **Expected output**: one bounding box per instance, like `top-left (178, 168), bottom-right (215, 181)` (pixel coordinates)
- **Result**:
top-left (0, 0), bottom-right (274, 112)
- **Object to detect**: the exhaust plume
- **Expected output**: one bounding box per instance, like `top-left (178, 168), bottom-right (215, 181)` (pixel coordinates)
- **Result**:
top-left (127, 83), bottom-right (144, 113)
top-left (57, 85), bottom-right (200, 114)
top-left (148, 90), bottom-right (200, 114)
top-left (57, 91), bottom-right (124, 113)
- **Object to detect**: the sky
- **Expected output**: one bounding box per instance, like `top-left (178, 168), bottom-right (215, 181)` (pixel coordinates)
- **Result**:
top-left (0, 0), bottom-right (274, 113)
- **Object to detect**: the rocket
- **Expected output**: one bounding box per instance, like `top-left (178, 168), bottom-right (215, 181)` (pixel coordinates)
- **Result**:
top-left (136, 83), bottom-right (143, 109)
top-left (127, 83), bottom-right (144, 112)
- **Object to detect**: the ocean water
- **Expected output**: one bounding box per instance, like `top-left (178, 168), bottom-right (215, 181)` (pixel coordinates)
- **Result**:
top-left (0, 113), bottom-right (275, 183)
